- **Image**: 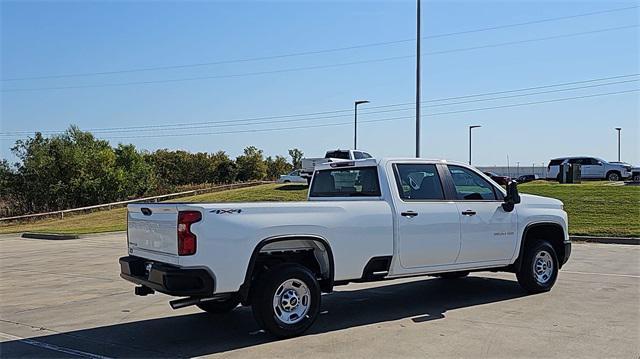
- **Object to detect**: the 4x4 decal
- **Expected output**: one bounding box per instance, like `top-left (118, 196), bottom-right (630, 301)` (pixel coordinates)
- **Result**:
top-left (211, 209), bottom-right (242, 214)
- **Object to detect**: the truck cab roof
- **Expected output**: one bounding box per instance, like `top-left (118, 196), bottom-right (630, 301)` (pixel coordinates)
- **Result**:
top-left (313, 158), bottom-right (460, 171)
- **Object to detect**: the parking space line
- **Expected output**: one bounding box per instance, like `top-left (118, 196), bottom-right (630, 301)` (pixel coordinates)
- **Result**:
top-left (0, 331), bottom-right (113, 359)
top-left (562, 270), bottom-right (640, 278)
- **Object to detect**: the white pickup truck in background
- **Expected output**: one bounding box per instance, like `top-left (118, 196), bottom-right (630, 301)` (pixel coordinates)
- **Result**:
top-left (120, 158), bottom-right (571, 337)
top-left (300, 149), bottom-right (372, 183)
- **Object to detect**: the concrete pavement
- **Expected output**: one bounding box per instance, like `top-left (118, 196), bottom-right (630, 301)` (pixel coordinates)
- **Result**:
top-left (0, 232), bottom-right (638, 358)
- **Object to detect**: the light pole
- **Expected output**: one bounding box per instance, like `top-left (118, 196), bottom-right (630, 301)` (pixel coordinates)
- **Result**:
top-left (615, 127), bottom-right (622, 161)
top-left (468, 125), bottom-right (481, 165)
top-left (354, 100), bottom-right (369, 149)
top-left (415, 0), bottom-right (421, 158)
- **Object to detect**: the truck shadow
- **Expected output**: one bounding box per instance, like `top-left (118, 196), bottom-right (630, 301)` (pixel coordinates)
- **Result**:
top-left (2, 276), bottom-right (527, 357)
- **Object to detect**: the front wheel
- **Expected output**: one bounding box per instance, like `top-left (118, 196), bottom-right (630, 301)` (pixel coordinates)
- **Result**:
top-left (516, 240), bottom-right (559, 293)
top-left (251, 264), bottom-right (321, 338)
top-left (606, 171), bottom-right (621, 181)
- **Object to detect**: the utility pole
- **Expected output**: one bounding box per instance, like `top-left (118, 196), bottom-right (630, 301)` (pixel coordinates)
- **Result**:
top-left (468, 125), bottom-right (481, 165)
top-left (354, 100), bottom-right (369, 149)
top-left (615, 127), bottom-right (622, 161)
top-left (415, 0), bottom-right (421, 158)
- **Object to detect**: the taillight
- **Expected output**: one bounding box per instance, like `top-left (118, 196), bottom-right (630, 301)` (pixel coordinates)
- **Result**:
top-left (177, 211), bottom-right (201, 256)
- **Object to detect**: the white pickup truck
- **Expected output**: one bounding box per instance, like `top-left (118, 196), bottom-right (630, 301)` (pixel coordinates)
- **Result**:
top-left (120, 158), bottom-right (571, 337)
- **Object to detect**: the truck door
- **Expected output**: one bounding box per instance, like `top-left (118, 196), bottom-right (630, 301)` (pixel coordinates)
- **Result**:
top-left (445, 165), bottom-right (518, 263)
top-left (392, 163), bottom-right (461, 268)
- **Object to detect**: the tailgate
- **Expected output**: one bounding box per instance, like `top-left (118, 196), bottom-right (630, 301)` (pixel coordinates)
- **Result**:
top-left (127, 204), bottom-right (179, 256)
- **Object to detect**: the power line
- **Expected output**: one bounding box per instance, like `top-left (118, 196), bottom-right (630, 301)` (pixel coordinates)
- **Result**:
top-left (2, 89), bottom-right (636, 140)
top-left (2, 24), bottom-right (637, 93)
top-left (3, 74), bottom-right (637, 136)
top-left (2, 5), bottom-right (636, 82)
top-left (29, 79), bottom-right (640, 134)
top-left (99, 89), bottom-right (640, 139)
top-left (2, 74), bottom-right (637, 136)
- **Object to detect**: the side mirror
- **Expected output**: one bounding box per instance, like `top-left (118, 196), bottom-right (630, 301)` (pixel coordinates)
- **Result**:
top-left (502, 180), bottom-right (521, 212)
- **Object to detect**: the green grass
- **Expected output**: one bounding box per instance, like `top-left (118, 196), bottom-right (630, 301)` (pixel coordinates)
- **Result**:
top-left (1, 181), bottom-right (637, 237)
top-left (518, 181), bottom-right (640, 237)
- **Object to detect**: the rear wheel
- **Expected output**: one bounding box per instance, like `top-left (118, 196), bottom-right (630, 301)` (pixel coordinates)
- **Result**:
top-left (516, 240), bottom-right (558, 293)
top-left (197, 295), bottom-right (240, 314)
top-left (251, 264), bottom-right (321, 338)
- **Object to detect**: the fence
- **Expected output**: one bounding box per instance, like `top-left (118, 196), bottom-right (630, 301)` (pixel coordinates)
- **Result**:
top-left (0, 181), bottom-right (272, 224)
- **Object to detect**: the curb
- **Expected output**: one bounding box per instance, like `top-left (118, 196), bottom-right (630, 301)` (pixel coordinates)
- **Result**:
top-left (570, 235), bottom-right (639, 245)
top-left (22, 233), bottom-right (80, 240)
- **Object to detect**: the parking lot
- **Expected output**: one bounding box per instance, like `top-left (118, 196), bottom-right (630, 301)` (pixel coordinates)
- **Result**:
top-left (0, 232), bottom-right (638, 358)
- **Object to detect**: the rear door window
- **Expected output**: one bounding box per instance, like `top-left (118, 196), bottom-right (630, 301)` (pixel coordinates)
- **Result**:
top-left (310, 167), bottom-right (381, 197)
top-left (393, 164), bottom-right (445, 200)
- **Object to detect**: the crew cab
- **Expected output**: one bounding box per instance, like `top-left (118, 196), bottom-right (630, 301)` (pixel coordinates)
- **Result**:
top-left (120, 158), bottom-right (571, 337)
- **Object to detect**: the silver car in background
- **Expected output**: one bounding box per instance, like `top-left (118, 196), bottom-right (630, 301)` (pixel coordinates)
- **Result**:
top-left (277, 170), bottom-right (308, 184)
top-left (546, 157), bottom-right (632, 181)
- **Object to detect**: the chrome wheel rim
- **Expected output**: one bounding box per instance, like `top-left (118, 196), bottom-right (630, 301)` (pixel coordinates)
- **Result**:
top-left (272, 278), bottom-right (310, 325)
top-left (533, 250), bottom-right (554, 284)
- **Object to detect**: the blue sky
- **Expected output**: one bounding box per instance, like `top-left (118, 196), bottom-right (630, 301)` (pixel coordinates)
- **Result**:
top-left (1, 0), bottom-right (638, 167)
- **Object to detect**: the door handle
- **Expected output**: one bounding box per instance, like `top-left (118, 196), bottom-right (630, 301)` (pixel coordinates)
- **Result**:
top-left (461, 210), bottom-right (477, 216)
top-left (401, 211), bottom-right (418, 218)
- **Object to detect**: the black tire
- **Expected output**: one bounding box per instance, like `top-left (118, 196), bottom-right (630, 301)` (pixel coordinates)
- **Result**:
top-left (197, 295), bottom-right (240, 314)
top-left (606, 171), bottom-right (621, 181)
top-left (634, 174), bottom-right (640, 183)
top-left (251, 263), bottom-right (321, 338)
top-left (516, 240), bottom-right (559, 293)
top-left (437, 271), bottom-right (469, 279)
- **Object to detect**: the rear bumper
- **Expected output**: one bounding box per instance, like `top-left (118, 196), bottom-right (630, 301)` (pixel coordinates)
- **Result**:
top-left (119, 256), bottom-right (214, 296)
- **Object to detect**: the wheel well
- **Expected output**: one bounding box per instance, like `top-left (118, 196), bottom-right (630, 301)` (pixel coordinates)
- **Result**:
top-left (239, 237), bottom-right (334, 304)
top-left (515, 223), bottom-right (566, 271)
top-left (606, 170), bottom-right (621, 177)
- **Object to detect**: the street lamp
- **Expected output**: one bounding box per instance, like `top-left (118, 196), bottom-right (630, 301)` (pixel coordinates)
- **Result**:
top-left (415, 0), bottom-right (421, 158)
top-left (468, 125), bottom-right (482, 165)
top-left (354, 100), bottom-right (369, 149)
top-left (615, 127), bottom-right (622, 161)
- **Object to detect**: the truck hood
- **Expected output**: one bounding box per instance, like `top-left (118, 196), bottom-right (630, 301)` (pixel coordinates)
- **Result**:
top-left (519, 193), bottom-right (563, 209)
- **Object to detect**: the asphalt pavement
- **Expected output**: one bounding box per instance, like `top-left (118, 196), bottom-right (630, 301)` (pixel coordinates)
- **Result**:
top-left (0, 232), bottom-right (638, 358)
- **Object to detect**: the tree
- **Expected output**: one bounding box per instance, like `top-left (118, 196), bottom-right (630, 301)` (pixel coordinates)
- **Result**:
top-left (265, 155), bottom-right (293, 180)
top-left (208, 151), bottom-right (237, 183)
top-left (10, 126), bottom-right (123, 212)
top-left (288, 148), bottom-right (304, 169)
top-left (114, 144), bottom-right (156, 198)
top-left (236, 146), bottom-right (267, 181)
